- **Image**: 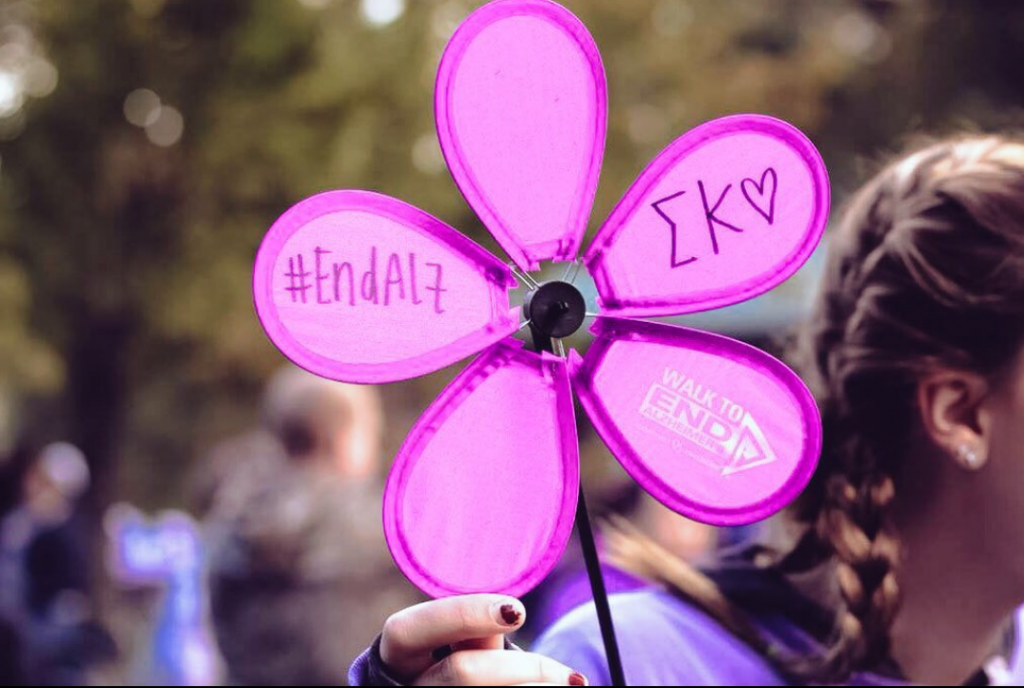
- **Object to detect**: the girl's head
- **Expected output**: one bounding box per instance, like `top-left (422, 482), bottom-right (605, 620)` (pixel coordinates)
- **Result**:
top-left (612, 135), bottom-right (1024, 684)
top-left (795, 136), bottom-right (1024, 679)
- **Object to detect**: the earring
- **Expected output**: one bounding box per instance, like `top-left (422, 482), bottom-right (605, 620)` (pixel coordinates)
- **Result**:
top-left (957, 444), bottom-right (985, 471)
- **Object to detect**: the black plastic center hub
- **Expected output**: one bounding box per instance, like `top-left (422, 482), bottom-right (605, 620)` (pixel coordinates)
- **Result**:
top-left (523, 281), bottom-right (587, 339)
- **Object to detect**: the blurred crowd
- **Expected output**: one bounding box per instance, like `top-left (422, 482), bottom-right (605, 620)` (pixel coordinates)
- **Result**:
top-left (0, 441), bottom-right (112, 684)
top-left (0, 366), bottom-right (719, 686)
top-left (0, 368), bottom-right (420, 685)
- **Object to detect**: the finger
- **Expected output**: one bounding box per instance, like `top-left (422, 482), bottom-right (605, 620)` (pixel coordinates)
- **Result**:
top-left (453, 635), bottom-right (506, 652)
top-left (414, 650), bottom-right (584, 687)
top-left (431, 634), bottom-right (509, 667)
top-left (381, 596), bottom-right (526, 679)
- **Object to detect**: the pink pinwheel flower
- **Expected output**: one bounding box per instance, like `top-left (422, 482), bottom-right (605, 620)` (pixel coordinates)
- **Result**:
top-left (253, 0), bottom-right (828, 599)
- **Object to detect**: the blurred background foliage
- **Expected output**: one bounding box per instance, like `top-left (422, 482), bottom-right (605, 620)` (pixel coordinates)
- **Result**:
top-left (2, 0), bottom-right (1024, 525)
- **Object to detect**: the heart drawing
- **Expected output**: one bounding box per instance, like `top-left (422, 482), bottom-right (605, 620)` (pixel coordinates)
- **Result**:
top-left (742, 167), bottom-right (778, 225)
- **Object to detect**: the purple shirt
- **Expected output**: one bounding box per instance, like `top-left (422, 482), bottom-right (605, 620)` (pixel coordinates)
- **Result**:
top-left (534, 590), bottom-right (1024, 686)
top-left (350, 587), bottom-right (1024, 686)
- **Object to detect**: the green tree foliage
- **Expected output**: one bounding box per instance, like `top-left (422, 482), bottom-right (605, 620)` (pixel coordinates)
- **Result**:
top-left (0, 0), bottom-right (1022, 516)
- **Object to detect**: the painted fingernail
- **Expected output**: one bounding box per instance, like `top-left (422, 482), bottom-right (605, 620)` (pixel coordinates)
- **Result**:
top-left (498, 603), bottom-right (523, 627)
top-left (569, 672), bottom-right (589, 686)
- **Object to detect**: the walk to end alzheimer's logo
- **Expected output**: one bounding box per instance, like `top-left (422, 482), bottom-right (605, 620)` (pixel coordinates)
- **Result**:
top-left (640, 367), bottom-right (777, 477)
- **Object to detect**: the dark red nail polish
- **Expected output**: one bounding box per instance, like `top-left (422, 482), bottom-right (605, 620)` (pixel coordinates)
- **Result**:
top-left (569, 672), bottom-right (588, 687)
top-left (499, 604), bottom-right (522, 627)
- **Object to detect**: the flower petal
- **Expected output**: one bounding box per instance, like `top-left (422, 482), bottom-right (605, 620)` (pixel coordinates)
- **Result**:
top-left (253, 190), bottom-right (518, 383)
top-left (437, 0), bottom-right (607, 271)
top-left (384, 339), bottom-right (579, 597)
top-left (572, 317), bottom-right (821, 526)
top-left (585, 115), bottom-right (830, 317)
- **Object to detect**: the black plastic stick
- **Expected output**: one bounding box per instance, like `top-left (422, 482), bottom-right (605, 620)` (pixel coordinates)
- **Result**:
top-left (574, 482), bottom-right (627, 687)
top-left (528, 323), bottom-right (627, 687)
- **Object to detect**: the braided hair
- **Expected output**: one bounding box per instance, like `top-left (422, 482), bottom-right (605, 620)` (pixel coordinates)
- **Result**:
top-left (609, 136), bottom-right (1024, 684)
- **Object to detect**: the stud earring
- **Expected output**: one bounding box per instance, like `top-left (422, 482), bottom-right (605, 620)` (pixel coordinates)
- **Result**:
top-left (957, 444), bottom-right (985, 471)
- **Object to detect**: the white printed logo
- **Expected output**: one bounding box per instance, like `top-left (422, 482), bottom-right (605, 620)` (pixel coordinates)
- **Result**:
top-left (640, 368), bottom-right (777, 476)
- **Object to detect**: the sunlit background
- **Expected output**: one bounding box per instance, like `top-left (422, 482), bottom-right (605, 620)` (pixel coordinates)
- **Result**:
top-left (2, 0), bottom-right (1024, 684)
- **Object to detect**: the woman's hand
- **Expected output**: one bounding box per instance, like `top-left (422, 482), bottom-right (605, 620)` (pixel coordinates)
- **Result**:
top-left (380, 594), bottom-right (588, 686)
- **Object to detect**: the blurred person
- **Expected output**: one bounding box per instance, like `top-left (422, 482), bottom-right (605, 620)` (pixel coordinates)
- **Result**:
top-left (105, 505), bottom-right (223, 686)
top-left (349, 136), bottom-right (1024, 686)
top-left (0, 444), bottom-right (35, 686)
top-left (0, 442), bottom-right (115, 685)
top-left (189, 361), bottom-right (385, 518)
top-left (0, 445), bottom-right (33, 522)
top-left (207, 366), bottom-right (420, 686)
top-left (0, 615), bottom-right (26, 685)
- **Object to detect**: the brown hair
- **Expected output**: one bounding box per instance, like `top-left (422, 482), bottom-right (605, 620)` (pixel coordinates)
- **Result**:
top-left (610, 136), bottom-right (1024, 683)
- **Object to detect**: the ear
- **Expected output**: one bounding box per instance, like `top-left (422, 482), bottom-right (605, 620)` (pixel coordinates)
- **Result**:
top-left (917, 372), bottom-right (994, 471)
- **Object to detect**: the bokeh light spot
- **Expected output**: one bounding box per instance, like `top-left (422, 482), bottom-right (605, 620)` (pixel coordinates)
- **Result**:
top-left (411, 134), bottom-right (446, 175)
top-left (145, 105), bottom-right (184, 147)
top-left (360, 0), bottom-right (406, 28)
top-left (0, 70), bottom-right (23, 119)
top-left (22, 59), bottom-right (58, 98)
top-left (124, 88), bottom-right (162, 128)
top-left (832, 11), bottom-right (892, 64)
